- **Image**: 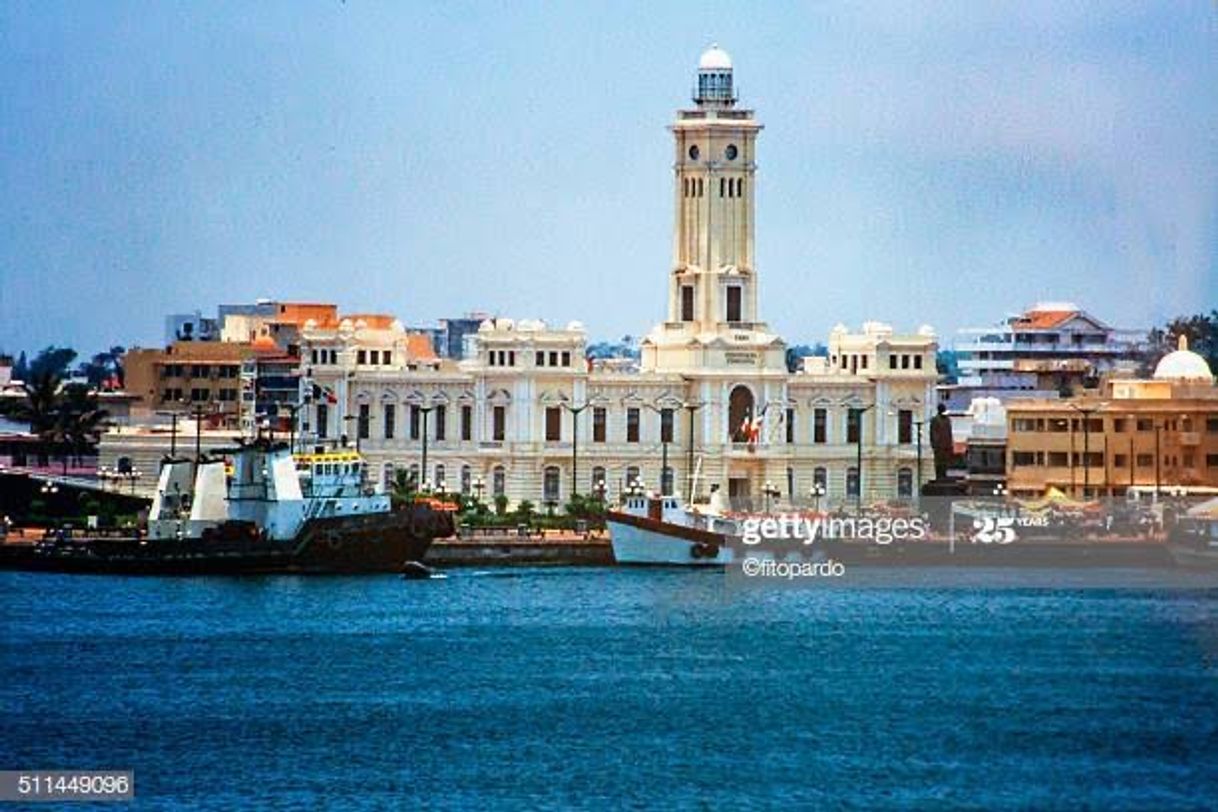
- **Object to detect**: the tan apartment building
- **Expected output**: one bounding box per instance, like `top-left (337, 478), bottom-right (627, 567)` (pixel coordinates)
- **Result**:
top-left (1006, 337), bottom-right (1218, 498)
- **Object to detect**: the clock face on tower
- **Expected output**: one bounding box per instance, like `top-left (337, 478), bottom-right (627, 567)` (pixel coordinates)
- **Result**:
top-left (688, 144), bottom-right (700, 161)
top-left (725, 144), bottom-right (738, 160)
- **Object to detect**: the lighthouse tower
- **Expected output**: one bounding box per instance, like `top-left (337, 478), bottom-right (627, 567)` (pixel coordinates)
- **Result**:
top-left (642, 44), bottom-right (785, 375)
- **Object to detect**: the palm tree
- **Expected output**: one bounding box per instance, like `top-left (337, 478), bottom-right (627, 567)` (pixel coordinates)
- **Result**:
top-left (9, 375), bottom-right (109, 471)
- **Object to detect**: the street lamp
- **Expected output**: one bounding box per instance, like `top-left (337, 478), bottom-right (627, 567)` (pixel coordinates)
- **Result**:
top-left (594, 478), bottom-right (607, 503)
top-left (342, 414), bottom-right (362, 453)
top-left (889, 408), bottom-right (926, 504)
top-left (852, 403), bottom-right (875, 512)
top-left (682, 401), bottom-right (705, 502)
top-left (644, 399), bottom-right (680, 496)
top-left (1068, 402), bottom-right (1104, 499)
top-left (810, 483), bottom-right (826, 513)
top-left (561, 398), bottom-right (598, 498)
top-left (762, 480), bottom-right (780, 513)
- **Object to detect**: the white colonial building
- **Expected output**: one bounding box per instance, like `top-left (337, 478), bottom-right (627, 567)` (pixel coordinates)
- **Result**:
top-left (298, 46), bottom-right (938, 510)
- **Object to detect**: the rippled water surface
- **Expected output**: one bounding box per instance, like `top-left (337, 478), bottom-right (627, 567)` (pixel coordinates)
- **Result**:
top-left (3, 567), bottom-right (1218, 809)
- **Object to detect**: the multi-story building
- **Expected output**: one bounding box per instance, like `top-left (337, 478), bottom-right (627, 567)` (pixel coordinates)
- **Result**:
top-left (952, 303), bottom-right (1144, 396)
top-left (300, 46), bottom-right (939, 510)
top-left (1005, 337), bottom-right (1218, 498)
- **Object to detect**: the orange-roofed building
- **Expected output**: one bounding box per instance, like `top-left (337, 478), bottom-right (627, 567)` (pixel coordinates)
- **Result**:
top-left (952, 302), bottom-right (1146, 399)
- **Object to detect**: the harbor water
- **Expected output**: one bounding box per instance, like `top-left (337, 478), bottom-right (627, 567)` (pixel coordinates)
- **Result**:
top-left (2, 567), bottom-right (1217, 809)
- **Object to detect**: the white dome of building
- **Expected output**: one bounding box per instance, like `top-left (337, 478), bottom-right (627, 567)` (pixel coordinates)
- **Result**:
top-left (698, 44), bottom-right (732, 71)
top-left (565, 320), bottom-right (586, 333)
top-left (478, 319), bottom-right (495, 333)
top-left (1153, 335), bottom-right (1213, 381)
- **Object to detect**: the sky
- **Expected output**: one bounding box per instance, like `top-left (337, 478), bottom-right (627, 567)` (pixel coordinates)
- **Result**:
top-left (1, 1), bottom-right (1215, 358)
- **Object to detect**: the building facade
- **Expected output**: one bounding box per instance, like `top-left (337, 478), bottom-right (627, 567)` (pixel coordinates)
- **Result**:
top-left (1005, 338), bottom-right (1218, 498)
top-left (299, 47), bottom-right (938, 511)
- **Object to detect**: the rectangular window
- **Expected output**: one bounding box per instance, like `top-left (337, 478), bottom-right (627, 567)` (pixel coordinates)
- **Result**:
top-left (461, 405), bottom-right (472, 441)
top-left (357, 350), bottom-right (366, 365)
top-left (545, 407), bottom-right (562, 442)
top-left (384, 403), bottom-right (395, 440)
top-left (1136, 418), bottom-right (1153, 432)
top-left (358, 404), bottom-right (370, 440)
top-left (846, 409), bottom-right (862, 444)
top-left (561, 351), bottom-right (571, 367)
top-left (1112, 418), bottom-right (1127, 433)
top-left (493, 406), bottom-right (506, 442)
top-left (593, 407), bottom-right (607, 443)
top-left (317, 403), bottom-right (329, 439)
top-left (914, 355), bottom-right (923, 369)
top-left (681, 285), bottom-right (695, 321)
top-left (1137, 453), bottom-right (1154, 468)
top-left (661, 408), bottom-right (674, 444)
top-left (191, 388), bottom-right (209, 402)
top-left (889, 355), bottom-right (898, 370)
top-left (1206, 417), bottom-right (1218, 433)
top-left (435, 405), bottom-right (447, 441)
top-left (1048, 451), bottom-right (1069, 467)
top-left (1208, 454), bottom-right (1218, 468)
top-left (535, 351), bottom-right (544, 367)
top-left (726, 286), bottom-right (742, 322)
top-left (410, 406), bottom-right (420, 440)
top-left (898, 410), bottom-right (913, 445)
top-left (1012, 451), bottom-right (1038, 467)
top-left (785, 408), bottom-right (795, 444)
top-left (813, 408), bottom-right (827, 444)
top-left (626, 407), bottom-right (640, 443)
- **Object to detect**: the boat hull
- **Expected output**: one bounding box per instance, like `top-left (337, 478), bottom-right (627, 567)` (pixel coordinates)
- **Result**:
top-left (607, 510), bottom-right (732, 566)
top-left (0, 503), bottom-right (454, 575)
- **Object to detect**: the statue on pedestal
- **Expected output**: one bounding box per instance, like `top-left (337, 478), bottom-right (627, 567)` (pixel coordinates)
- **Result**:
top-left (929, 403), bottom-right (953, 481)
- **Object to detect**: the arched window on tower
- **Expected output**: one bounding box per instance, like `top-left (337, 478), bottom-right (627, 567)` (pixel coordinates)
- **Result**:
top-left (737, 178), bottom-right (744, 197)
top-left (719, 178), bottom-right (725, 197)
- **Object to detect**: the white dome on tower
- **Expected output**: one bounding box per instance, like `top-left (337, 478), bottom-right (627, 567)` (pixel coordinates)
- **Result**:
top-left (1153, 335), bottom-right (1213, 382)
top-left (698, 44), bottom-right (732, 71)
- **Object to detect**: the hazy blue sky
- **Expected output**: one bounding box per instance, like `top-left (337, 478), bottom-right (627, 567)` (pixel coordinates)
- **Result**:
top-left (1, 1), bottom-right (1215, 357)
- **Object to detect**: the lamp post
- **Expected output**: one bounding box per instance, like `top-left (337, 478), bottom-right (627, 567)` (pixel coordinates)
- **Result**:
top-left (1127, 414), bottom-right (1135, 491)
top-left (810, 483), bottom-right (826, 513)
top-left (418, 403), bottom-right (435, 491)
top-left (561, 400), bottom-right (595, 498)
top-left (472, 475), bottom-right (485, 504)
top-left (342, 414), bottom-right (361, 453)
top-left (1069, 402), bottom-right (1103, 499)
top-left (189, 404), bottom-right (208, 463)
top-left (1154, 419), bottom-right (1162, 499)
top-left (853, 404), bottom-right (875, 512)
top-left (682, 401), bottom-right (704, 502)
top-left (762, 480), bottom-right (780, 513)
top-left (156, 407), bottom-right (183, 457)
top-left (644, 400), bottom-right (678, 496)
top-left (594, 478), bottom-right (607, 503)
top-left (889, 408), bottom-right (925, 504)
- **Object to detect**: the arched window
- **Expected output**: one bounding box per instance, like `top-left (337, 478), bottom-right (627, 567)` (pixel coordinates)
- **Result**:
top-left (408, 463), bottom-right (420, 491)
top-left (813, 467), bottom-right (828, 491)
top-left (434, 464), bottom-right (446, 490)
top-left (719, 177), bottom-right (725, 197)
top-left (382, 463), bottom-right (395, 490)
top-left (591, 466), bottom-right (607, 497)
top-left (461, 464), bottom-right (472, 495)
top-left (625, 466), bottom-right (641, 489)
top-left (897, 467), bottom-right (913, 499)
top-left (661, 466), bottom-right (674, 496)
top-left (846, 467), bottom-right (860, 497)
top-left (543, 466), bottom-right (560, 503)
top-left (728, 385), bottom-right (755, 442)
top-left (737, 178), bottom-right (744, 197)
top-left (492, 465), bottom-right (506, 497)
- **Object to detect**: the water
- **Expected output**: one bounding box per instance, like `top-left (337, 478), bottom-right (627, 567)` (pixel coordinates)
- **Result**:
top-left (2, 568), bottom-right (1218, 810)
